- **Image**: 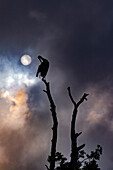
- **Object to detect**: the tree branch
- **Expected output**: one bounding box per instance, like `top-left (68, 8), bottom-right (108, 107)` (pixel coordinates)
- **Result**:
top-left (42, 78), bottom-right (58, 170)
top-left (77, 144), bottom-right (85, 151)
top-left (45, 164), bottom-right (49, 170)
top-left (67, 87), bottom-right (76, 106)
top-left (67, 87), bottom-right (89, 170)
top-left (75, 132), bottom-right (82, 138)
top-left (76, 93), bottom-right (89, 108)
top-left (81, 158), bottom-right (89, 164)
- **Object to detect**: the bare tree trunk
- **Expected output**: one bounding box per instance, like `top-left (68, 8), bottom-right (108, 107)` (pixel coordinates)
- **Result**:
top-left (43, 79), bottom-right (58, 170)
top-left (67, 87), bottom-right (88, 170)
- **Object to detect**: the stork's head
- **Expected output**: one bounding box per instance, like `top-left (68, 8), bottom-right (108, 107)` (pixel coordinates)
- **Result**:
top-left (38, 55), bottom-right (41, 59)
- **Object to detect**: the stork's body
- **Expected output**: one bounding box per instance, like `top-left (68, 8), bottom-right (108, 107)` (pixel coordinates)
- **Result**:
top-left (36, 56), bottom-right (49, 79)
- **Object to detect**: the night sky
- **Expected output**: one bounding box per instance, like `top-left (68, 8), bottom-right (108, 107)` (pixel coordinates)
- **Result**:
top-left (0, 0), bottom-right (113, 169)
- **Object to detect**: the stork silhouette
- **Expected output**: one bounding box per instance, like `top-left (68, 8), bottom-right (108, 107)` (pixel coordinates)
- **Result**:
top-left (36, 55), bottom-right (49, 79)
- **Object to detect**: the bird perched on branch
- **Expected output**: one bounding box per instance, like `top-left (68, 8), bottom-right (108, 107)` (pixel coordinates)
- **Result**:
top-left (36, 55), bottom-right (49, 79)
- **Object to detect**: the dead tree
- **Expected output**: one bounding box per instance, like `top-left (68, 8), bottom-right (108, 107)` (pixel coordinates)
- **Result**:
top-left (42, 79), bottom-right (58, 170)
top-left (67, 87), bottom-right (89, 170)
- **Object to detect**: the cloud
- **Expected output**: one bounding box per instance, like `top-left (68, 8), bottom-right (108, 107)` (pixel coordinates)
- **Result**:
top-left (0, 0), bottom-right (113, 169)
top-left (29, 10), bottom-right (47, 22)
top-left (0, 86), bottom-right (50, 170)
top-left (75, 84), bottom-right (113, 170)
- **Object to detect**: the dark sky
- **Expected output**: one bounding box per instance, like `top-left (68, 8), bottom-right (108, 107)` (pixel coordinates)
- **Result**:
top-left (0, 0), bottom-right (113, 169)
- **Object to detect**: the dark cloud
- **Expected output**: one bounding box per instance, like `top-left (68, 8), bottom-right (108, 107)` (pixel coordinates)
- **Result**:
top-left (0, 115), bottom-right (50, 170)
top-left (0, 0), bottom-right (113, 169)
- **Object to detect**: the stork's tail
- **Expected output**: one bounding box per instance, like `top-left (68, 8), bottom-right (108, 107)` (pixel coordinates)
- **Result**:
top-left (36, 70), bottom-right (39, 77)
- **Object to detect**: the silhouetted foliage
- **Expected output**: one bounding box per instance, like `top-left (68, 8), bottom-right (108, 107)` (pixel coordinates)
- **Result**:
top-left (82, 145), bottom-right (102, 170)
top-left (53, 145), bottom-right (102, 170)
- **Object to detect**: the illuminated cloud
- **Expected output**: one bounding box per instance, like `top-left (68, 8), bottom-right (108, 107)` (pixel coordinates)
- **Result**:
top-left (0, 85), bottom-right (49, 170)
top-left (85, 86), bottom-right (113, 129)
top-left (0, 88), bottom-right (29, 129)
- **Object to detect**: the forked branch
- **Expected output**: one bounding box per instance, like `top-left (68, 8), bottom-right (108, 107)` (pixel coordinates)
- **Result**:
top-left (67, 86), bottom-right (89, 170)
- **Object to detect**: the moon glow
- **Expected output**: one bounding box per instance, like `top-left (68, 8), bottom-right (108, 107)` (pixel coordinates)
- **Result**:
top-left (21, 55), bottom-right (32, 66)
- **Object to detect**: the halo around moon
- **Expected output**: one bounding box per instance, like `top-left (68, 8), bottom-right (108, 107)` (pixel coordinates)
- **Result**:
top-left (21, 55), bottom-right (32, 66)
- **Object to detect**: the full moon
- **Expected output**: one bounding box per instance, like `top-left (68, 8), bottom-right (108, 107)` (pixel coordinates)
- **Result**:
top-left (21, 55), bottom-right (32, 66)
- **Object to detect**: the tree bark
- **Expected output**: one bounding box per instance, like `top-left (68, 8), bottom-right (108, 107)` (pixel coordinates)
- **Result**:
top-left (67, 87), bottom-right (88, 170)
top-left (43, 79), bottom-right (58, 170)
